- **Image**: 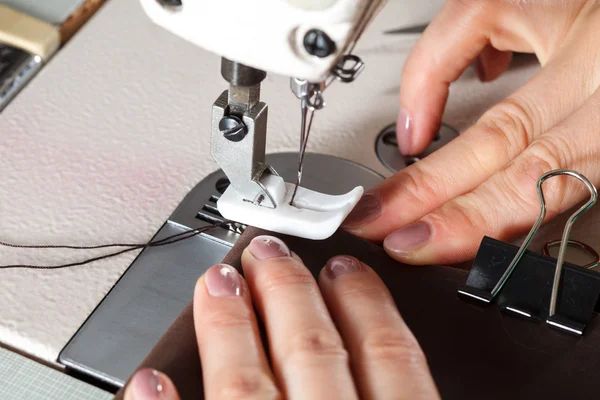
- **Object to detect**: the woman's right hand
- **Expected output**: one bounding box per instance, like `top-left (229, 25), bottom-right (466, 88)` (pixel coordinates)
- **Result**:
top-left (344, 0), bottom-right (600, 266)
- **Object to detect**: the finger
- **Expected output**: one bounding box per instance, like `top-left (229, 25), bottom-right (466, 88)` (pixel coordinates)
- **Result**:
top-left (476, 45), bottom-right (513, 82)
top-left (193, 264), bottom-right (280, 399)
top-left (241, 236), bottom-right (358, 400)
top-left (123, 368), bottom-right (181, 400)
top-left (345, 37), bottom-right (600, 242)
top-left (383, 87), bottom-right (600, 265)
top-left (318, 256), bottom-right (440, 400)
top-left (397, 0), bottom-right (492, 155)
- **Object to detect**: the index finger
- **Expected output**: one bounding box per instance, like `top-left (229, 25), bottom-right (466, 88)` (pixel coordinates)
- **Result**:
top-left (193, 264), bottom-right (280, 399)
top-left (398, 0), bottom-right (491, 155)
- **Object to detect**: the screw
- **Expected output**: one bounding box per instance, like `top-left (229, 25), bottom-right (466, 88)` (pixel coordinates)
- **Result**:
top-left (219, 116), bottom-right (247, 142)
top-left (303, 29), bottom-right (337, 58)
top-left (156, 0), bottom-right (182, 8)
top-left (215, 177), bottom-right (230, 194)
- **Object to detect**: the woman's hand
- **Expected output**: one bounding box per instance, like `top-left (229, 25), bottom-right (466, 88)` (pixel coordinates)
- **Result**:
top-left (343, 0), bottom-right (600, 265)
top-left (123, 235), bottom-right (439, 399)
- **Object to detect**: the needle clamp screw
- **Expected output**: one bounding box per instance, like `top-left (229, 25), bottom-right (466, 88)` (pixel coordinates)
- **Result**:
top-left (219, 116), bottom-right (247, 142)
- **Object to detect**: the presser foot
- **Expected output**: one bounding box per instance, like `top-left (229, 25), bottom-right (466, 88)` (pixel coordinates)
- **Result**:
top-left (217, 173), bottom-right (363, 240)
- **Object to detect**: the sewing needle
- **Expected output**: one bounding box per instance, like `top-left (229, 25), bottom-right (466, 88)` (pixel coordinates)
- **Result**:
top-left (290, 98), bottom-right (314, 205)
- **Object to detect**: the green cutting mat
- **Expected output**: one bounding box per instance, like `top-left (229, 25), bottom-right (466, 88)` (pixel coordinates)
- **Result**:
top-left (0, 347), bottom-right (113, 400)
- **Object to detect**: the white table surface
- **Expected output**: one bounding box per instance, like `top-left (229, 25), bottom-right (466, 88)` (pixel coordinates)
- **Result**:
top-left (2, 0), bottom-right (596, 367)
top-left (0, 346), bottom-right (112, 399)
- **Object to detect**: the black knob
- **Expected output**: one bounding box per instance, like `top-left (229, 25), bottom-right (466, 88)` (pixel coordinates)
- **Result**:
top-left (156, 0), bottom-right (182, 7)
top-left (219, 116), bottom-right (247, 142)
top-left (303, 29), bottom-right (337, 58)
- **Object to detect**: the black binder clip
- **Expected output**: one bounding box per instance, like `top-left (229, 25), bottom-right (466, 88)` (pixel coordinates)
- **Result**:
top-left (458, 170), bottom-right (600, 336)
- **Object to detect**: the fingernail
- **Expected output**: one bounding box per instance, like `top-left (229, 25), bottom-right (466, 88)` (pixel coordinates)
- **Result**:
top-left (248, 236), bottom-right (290, 260)
top-left (325, 256), bottom-right (364, 279)
top-left (384, 222), bottom-right (432, 253)
top-left (397, 107), bottom-right (413, 155)
top-left (130, 368), bottom-right (164, 399)
top-left (342, 192), bottom-right (382, 229)
top-left (205, 264), bottom-right (243, 297)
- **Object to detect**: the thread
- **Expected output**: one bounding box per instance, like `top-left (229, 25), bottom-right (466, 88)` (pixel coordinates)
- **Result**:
top-left (0, 221), bottom-right (232, 270)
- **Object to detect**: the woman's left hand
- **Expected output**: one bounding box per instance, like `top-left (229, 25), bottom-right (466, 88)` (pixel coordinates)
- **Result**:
top-left (123, 235), bottom-right (439, 399)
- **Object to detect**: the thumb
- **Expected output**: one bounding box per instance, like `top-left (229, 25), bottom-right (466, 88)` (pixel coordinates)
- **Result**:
top-left (123, 368), bottom-right (181, 400)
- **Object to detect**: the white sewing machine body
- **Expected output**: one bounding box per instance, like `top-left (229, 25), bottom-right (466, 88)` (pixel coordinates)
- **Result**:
top-left (139, 0), bottom-right (386, 82)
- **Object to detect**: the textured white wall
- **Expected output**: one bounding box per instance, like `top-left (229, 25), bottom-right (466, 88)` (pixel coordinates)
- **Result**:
top-left (2, 0), bottom-right (587, 366)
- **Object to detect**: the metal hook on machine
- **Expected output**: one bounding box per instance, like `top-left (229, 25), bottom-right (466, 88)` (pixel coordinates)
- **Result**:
top-left (332, 54), bottom-right (365, 83)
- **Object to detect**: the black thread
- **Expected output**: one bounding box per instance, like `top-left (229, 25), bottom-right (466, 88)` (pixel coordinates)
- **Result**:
top-left (0, 241), bottom-right (141, 250)
top-left (0, 221), bottom-right (233, 270)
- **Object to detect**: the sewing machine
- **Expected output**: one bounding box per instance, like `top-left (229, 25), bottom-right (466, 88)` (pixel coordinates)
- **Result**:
top-left (58, 0), bottom-right (392, 388)
top-left (0, 0), bottom-right (552, 397)
top-left (55, 0), bottom-right (457, 391)
top-left (139, 0), bottom-right (387, 240)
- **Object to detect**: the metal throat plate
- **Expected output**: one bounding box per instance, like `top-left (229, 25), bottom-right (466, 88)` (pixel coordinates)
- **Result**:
top-left (58, 152), bottom-right (383, 391)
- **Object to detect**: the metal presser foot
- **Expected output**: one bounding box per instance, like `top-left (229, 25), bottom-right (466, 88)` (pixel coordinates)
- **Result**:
top-left (217, 174), bottom-right (364, 240)
top-left (212, 58), bottom-right (365, 240)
